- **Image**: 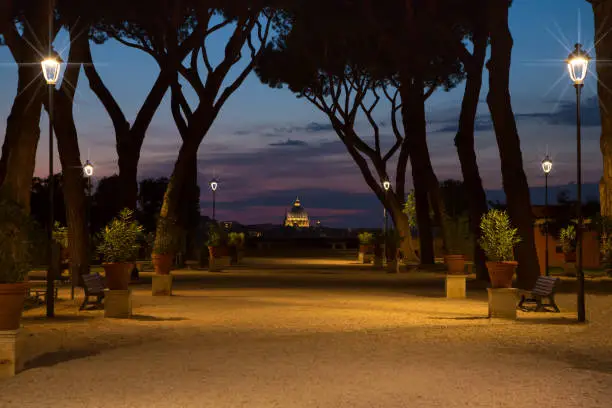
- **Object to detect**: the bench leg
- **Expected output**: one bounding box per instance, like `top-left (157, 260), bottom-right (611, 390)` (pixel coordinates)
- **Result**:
top-left (79, 296), bottom-right (89, 311)
top-left (517, 295), bottom-right (526, 310)
top-left (548, 295), bottom-right (560, 313)
top-left (534, 297), bottom-right (545, 312)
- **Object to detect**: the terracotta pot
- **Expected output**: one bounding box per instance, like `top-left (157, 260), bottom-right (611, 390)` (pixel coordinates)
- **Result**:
top-left (209, 246), bottom-right (229, 258)
top-left (564, 252), bottom-right (577, 263)
top-left (444, 254), bottom-right (466, 275)
top-left (359, 244), bottom-right (373, 254)
top-left (0, 283), bottom-right (28, 330)
top-left (152, 253), bottom-right (173, 275)
top-left (102, 262), bottom-right (132, 290)
top-left (486, 261), bottom-right (517, 288)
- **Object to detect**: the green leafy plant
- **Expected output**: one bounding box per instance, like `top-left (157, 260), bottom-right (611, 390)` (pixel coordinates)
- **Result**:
top-left (153, 216), bottom-right (184, 255)
top-left (444, 215), bottom-right (472, 255)
top-left (0, 200), bottom-right (42, 283)
top-left (358, 232), bottom-right (373, 245)
top-left (52, 222), bottom-right (68, 249)
top-left (97, 208), bottom-right (143, 263)
top-left (402, 190), bottom-right (417, 228)
top-left (205, 222), bottom-right (227, 248)
top-left (228, 232), bottom-right (245, 248)
top-left (478, 209), bottom-right (521, 262)
top-left (559, 225), bottom-right (577, 254)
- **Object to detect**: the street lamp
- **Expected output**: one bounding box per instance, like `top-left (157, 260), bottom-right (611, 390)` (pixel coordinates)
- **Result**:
top-left (82, 160), bottom-right (94, 298)
top-left (42, 57), bottom-right (61, 318)
top-left (382, 180), bottom-right (390, 238)
top-left (567, 43), bottom-right (590, 322)
top-left (209, 178), bottom-right (218, 221)
top-left (541, 155), bottom-right (552, 276)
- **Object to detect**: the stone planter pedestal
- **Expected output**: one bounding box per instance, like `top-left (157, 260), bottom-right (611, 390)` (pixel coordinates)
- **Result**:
top-left (358, 252), bottom-right (372, 264)
top-left (209, 256), bottom-right (231, 272)
top-left (385, 260), bottom-right (399, 273)
top-left (445, 275), bottom-right (467, 299)
top-left (487, 288), bottom-right (518, 319)
top-left (104, 289), bottom-right (132, 319)
top-left (0, 330), bottom-right (20, 379)
top-left (152, 274), bottom-right (173, 296)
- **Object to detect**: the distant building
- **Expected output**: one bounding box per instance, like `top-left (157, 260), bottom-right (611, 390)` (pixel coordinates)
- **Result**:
top-left (284, 197), bottom-right (310, 228)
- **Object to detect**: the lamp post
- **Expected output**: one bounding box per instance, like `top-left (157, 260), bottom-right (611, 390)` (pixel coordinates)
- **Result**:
top-left (566, 43), bottom-right (590, 322)
top-left (382, 180), bottom-right (391, 238)
top-left (209, 178), bottom-right (218, 221)
top-left (81, 160), bottom-right (94, 299)
top-left (42, 57), bottom-right (61, 318)
top-left (541, 155), bottom-right (552, 276)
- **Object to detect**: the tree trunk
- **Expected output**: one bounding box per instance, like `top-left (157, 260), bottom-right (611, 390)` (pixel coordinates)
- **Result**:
top-left (454, 32), bottom-right (489, 281)
top-left (0, 51), bottom-right (45, 210)
top-left (50, 21), bottom-right (89, 285)
top-left (591, 1), bottom-right (612, 217)
top-left (117, 141), bottom-right (140, 210)
top-left (486, 1), bottom-right (539, 289)
top-left (400, 77), bottom-right (439, 264)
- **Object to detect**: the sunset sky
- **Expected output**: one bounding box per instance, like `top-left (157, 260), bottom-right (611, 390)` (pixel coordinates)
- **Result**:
top-left (0, 0), bottom-right (604, 227)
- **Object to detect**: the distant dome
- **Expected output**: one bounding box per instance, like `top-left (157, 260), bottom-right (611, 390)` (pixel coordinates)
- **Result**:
top-left (284, 197), bottom-right (310, 227)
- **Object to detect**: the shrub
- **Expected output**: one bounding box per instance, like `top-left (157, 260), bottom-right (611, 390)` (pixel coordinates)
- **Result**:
top-left (402, 191), bottom-right (417, 229)
top-left (53, 222), bottom-right (68, 249)
top-left (153, 216), bottom-right (184, 255)
top-left (228, 232), bottom-right (245, 247)
top-left (205, 222), bottom-right (227, 247)
top-left (358, 232), bottom-right (373, 245)
top-left (478, 209), bottom-right (521, 262)
top-left (97, 208), bottom-right (143, 263)
top-left (559, 225), bottom-right (576, 254)
top-left (0, 200), bottom-right (42, 283)
top-left (444, 215), bottom-right (472, 255)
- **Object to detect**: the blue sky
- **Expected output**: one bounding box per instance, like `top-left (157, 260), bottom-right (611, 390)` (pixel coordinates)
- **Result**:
top-left (0, 0), bottom-right (604, 227)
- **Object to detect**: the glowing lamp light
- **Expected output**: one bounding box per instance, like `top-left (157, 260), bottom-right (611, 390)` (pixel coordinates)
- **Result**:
top-left (209, 179), bottom-right (218, 191)
top-left (541, 156), bottom-right (552, 175)
top-left (83, 160), bottom-right (94, 177)
top-left (566, 44), bottom-right (590, 85)
top-left (383, 180), bottom-right (391, 191)
top-left (41, 58), bottom-right (61, 85)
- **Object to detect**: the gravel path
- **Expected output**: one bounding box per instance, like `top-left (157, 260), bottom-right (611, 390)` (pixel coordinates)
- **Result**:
top-left (2, 270), bottom-right (612, 407)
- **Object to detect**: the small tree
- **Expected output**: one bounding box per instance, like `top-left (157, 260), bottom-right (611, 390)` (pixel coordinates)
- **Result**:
top-left (444, 215), bottom-right (472, 256)
top-left (97, 208), bottom-right (143, 263)
top-left (358, 232), bottom-right (373, 246)
top-left (559, 225), bottom-right (577, 255)
top-left (478, 209), bottom-right (521, 262)
top-left (52, 222), bottom-right (69, 249)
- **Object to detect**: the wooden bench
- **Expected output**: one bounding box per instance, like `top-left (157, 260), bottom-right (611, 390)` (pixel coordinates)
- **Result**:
top-left (27, 282), bottom-right (60, 302)
top-left (185, 260), bottom-right (199, 270)
top-left (517, 276), bottom-right (560, 313)
top-left (80, 273), bottom-right (106, 311)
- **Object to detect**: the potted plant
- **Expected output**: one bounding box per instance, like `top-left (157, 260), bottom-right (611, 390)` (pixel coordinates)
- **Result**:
top-left (559, 225), bottom-right (577, 276)
top-left (443, 215), bottom-right (471, 275)
top-left (152, 217), bottom-right (182, 275)
top-left (206, 223), bottom-right (229, 271)
top-left (478, 209), bottom-right (521, 288)
top-left (0, 200), bottom-right (40, 330)
top-left (53, 222), bottom-right (69, 261)
top-left (97, 209), bottom-right (143, 290)
top-left (228, 232), bottom-right (245, 265)
top-left (358, 232), bottom-right (374, 263)
top-left (373, 233), bottom-right (384, 268)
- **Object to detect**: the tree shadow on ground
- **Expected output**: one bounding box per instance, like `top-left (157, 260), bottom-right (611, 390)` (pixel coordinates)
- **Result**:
top-left (516, 317), bottom-right (582, 325)
top-left (129, 315), bottom-right (187, 322)
top-left (21, 348), bottom-right (101, 371)
top-left (430, 316), bottom-right (489, 321)
top-left (21, 314), bottom-right (96, 325)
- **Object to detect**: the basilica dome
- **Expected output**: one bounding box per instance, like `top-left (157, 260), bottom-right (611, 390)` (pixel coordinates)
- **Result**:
top-left (284, 197), bottom-right (310, 227)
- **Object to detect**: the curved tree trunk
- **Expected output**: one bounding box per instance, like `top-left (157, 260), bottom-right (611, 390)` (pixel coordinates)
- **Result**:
top-left (454, 32), bottom-right (489, 281)
top-left (0, 17), bottom-right (49, 209)
top-left (486, 0), bottom-right (539, 289)
top-left (50, 20), bottom-right (89, 285)
top-left (590, 0), bottom-right (612, 217)
top-left (400, 77), bottom-right (439, 264)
